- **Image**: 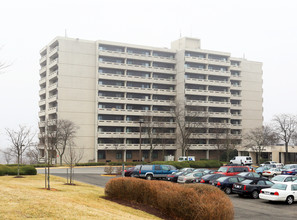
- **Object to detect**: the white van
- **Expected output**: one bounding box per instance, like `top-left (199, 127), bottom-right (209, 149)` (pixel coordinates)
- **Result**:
top-left (230, 156), bottom-right (252, 165)
top-left (178, 156), bottom-right (195, 162)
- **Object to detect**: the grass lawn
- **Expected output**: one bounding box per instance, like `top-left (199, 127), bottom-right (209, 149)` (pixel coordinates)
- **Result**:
top-left (0, 175), bottom-right (161, 220)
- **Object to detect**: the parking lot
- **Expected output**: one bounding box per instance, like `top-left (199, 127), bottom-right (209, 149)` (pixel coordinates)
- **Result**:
top-left (37, 167), bottom-right (297, 220)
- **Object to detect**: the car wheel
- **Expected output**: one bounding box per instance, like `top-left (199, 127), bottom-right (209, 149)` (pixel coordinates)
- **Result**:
top-left (286, 196), bottom-right (294, 205)
top-left (146, 175), bottom-right (153, 180)
top-left (251, 191), bottom-right (259, 199)
top-left (272, 174), bottom-right (276, 177)
top-left (224, 187), bottom-right (232, 194)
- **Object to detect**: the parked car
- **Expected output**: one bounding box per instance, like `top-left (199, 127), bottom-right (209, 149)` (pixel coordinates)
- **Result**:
top-left (255, 166), bottom-right (270, 176)
top-left (177, 172), bottom-right (204, 183)
top-left (167, 171), bottom-right (191, 182)
top-left (262, 168), bottom-right (282, 177)
top-left (281, 168), bottom-right (297, 175)
top-left (271, 175), bottom-right (297, 184)
top-left (212, 176), bottom-right (245, 194)
top-left (230, 156), bottom-right (253, 165)
top-left (259, 182), bottom-right (297, 204)
top-left (215, 166), bottom-right (250, 176)
top-left (178, 167), bottom-right (195, 173)
top-left (232, 178), bottom-right (274, 199)
top-left (236, 172), bottom-right (262, 179)
top-left (124, 166), bottom-right (137, 177)
top-left (260, 161), bottom-right (276, 167)
top-left (132, 164), bottom-right (177, 180)
top-left (281, 164), bottom-right (297, 171)
top-left (199, 174), bottom-right (225, 184)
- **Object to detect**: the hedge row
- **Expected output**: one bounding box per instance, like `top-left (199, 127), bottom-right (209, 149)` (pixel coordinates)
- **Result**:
top-left (75, 162), bottom-right (147, 166)
top-left (0, 165), bottom-right (37, 176)
top-left (105, 178), bottom-right (234, 220)
top-left (152, 160), bottom-right (224, 169)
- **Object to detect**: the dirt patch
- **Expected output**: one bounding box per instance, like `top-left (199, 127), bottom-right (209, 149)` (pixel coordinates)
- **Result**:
top-left (40, 188), bottom-right (59, 191)
top-left (104, 196), bottom-right (172, 220)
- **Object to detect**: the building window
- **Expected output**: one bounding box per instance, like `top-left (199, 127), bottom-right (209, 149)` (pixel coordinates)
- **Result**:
top-left (98, 150), bottom-right (106, 159)
top-left (116, 152), bottom-right (122, 159)
top-left (153, 151), bottom-right (158, 159)
top-left (126, 151), bottom-right (132, 159)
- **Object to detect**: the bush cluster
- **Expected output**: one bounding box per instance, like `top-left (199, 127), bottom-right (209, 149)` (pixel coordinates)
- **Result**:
top-left (75, 161), bottom-right (146, 166)
top-left (0, 165), bottom-right (37, 176)
top-left (105, 178), bottom-right (234, 220)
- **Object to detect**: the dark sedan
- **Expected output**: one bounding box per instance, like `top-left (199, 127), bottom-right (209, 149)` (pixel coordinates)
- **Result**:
top-left (281, 168), bottom-right (297, 175)
top-left (212, 176), bottom-right (245, 194)
top-left (167, 171), bottom-right (189, 182)
top-left (236, 172), bottom-right (262, 179)
top-left (232, 178), bottom-right (274, 199)
top-left (199, 174), bottom-right (225, 184)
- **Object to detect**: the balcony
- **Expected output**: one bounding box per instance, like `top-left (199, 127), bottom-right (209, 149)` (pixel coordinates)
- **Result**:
top-left (49, 58), bottom-right (58, 68)
top-left (185, 78), bottom-right (229, 87)
top-left (39, 66), bottom-right (46, 75)
top-left (186, 100), bottom-right (230, 108)
top-left (231, 104), bottom-right (242, 109)
top-left (38, 110), bottom-right (45, 117)
top-left (48, 107), bottom-right (57, 114)
top-left (49, 46), bottom-right (59, 57)
top-left (185, 89), bottom-right (230, 97)
top-left (48, 70), bottom-right (58, 80)
top-left (39, 89), bottom-right (46, 96)
top-left (48, 82), bottom-right (58, 91)
top-left (39, 99), bottom-right (46, 106)
top-left (39, 77), bottom-right (46, 85)
top-left (39, 55), bottom-right (47, 64)
top-left (48, 94), bottom-right (58, 103)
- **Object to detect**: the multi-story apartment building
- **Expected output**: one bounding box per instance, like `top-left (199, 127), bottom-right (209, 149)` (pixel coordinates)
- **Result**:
top-left (38, 37), bottom-right (263, 163)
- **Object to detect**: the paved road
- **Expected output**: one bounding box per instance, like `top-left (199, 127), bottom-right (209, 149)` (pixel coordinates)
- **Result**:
top-left (37, 167), bottom-right (297, 219)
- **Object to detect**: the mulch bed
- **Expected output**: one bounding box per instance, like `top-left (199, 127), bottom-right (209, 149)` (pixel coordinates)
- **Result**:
top-left (104, 196), bottom-right (173, 220)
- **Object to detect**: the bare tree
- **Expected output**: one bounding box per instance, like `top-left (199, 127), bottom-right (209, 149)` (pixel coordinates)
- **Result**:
top-left (64, 142), bottom-right (83, 185)
top-left (56, 120), bottom-right (78, 165)
top-left (5, 125), bottom-right (35, 176)
top-left (39, 120), bottom-right (58, 189)
top-left (244, 125), bottom-right (278, 165)
top-left (25, 143), bottom-right (40, 164)
top-left (211, 124), bottom-right (229, 161)
top-left (273, 114), bottom-right (297, 164)
top-left (173, 103), bottom-right (207, 157)
top-left (0, 46), bottom-right (11, 74)
top-left (1, 148), bottom-right (13, 164)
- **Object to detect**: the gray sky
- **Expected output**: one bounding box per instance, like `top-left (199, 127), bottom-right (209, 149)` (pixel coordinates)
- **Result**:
top-left (1, 0), bottom-right (297, 151)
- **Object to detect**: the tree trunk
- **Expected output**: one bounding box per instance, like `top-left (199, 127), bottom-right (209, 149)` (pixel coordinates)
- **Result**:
top-left (17, 154), bottom-right (20, 176)
top-left (284, 142), bottom-right (289, 164)
top-left (60, 156), bottom-right (63, 166)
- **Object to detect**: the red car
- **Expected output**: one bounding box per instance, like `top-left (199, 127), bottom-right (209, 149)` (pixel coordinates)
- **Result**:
top-left (215, 166), bottom-right (251, 176)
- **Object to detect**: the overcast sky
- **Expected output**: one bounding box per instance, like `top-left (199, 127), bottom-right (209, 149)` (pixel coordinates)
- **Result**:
top-left (1, 0), bottom-right (297, 153)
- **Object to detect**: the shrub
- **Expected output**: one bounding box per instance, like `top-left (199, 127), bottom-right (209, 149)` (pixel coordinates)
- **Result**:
top-left (105, 178), bottom-right (234, 220)
top-left (0, 165), bottom-right (6, 176)
top-left (104, 166), bottom-right (114, 175)
top-left (20, 166), bottom-right (37, 175)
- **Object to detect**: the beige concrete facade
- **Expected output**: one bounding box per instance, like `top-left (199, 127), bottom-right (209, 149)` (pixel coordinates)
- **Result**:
top-left (38, 37), bottom-right (263, 163)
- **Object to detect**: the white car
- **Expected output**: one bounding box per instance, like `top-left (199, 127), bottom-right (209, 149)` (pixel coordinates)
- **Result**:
top-left (271, 175), bottom-right (297, 184)
top-left (262, 168), bottom-right (282, 177)
top-left (259, 182), bottom-right (297, 204)
top-left (177, 172), bottom-right (204, 183)
top-left (260, 161), bottom-right (276, 167)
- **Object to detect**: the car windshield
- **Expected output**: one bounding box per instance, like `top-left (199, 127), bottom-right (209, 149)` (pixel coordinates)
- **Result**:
top-left (241, 179), bottom-right (254, 184)
top-left (218, 167), bottom-right (228, 172)
top-left (283, 165), bottom-right (291, 170)
top-left (271, 183), bottom-right (287, 190)
top-left (216, 177), bottom-right (229, 182)
top-left (237, 173), bottom-right (247, 176)
top-left (175, 172), bottom-right (183, 175)
top-left (185, 173), bottom-right (193, 176)
top-left (202, 174), bottom-right (212, 179)
top-left (272, 176), bottom-right (286, 182)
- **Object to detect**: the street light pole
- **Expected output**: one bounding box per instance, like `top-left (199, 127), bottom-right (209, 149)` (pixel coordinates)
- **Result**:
top-left (139, 119), bottom-right (144, 162)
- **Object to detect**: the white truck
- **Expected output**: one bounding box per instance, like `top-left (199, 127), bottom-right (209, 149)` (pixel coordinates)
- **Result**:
top-left (178, 156), bottom-right (195, 162)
